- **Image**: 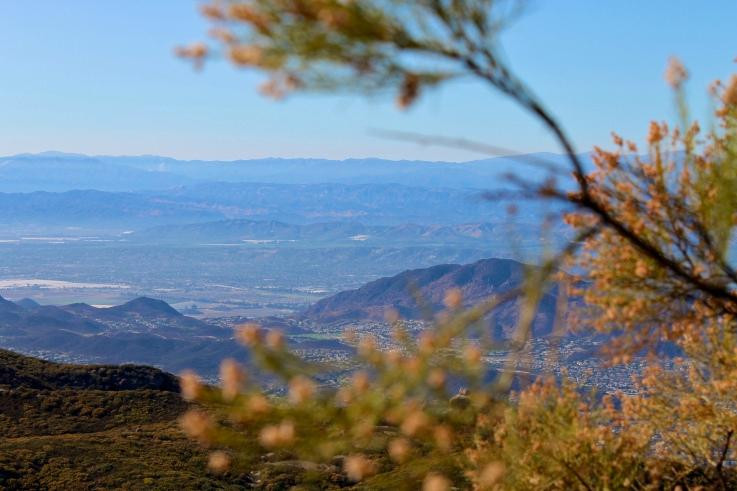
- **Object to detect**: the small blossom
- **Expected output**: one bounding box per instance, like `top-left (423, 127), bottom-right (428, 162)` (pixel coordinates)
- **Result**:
top-left (664, 57), bottom-right (688, 88)
top-left (427, 368), bottom-right (446, 390)
top-left (179, 410), bottom-right (213, 444)
top-left (289, 375), bottom-right (316, 404)
top-left (464, 344), bottom-right (482, 365)
top-left (647, 121), bottom-right (664, 145)
top-left (317, 6), bottom-right (350, 30)
top-left (259, 420), bottom-right (295, 448)
top-left (352, 370), bottom-right (370, 393)
top-left (207, 451), bottom-right (231, 474)
top-left (418, 331), bottom-right (435, 354)
top-left (219, 358), bottom-right (245, 401)
top-left (175, 42), bottom-right (208, 69)
top-left (179, 370), bottom-right (202, 401)
top-left (229, 4), bottom-right (271, 33)
top-left (200, 4), bottom-right (225, 20)
top-left (265, 329), bottom-right (285, 349)
top-left (247, 393), bottom-right (271, 414)
top-left (208, 27), bottom-right (236, 44)
top-left (478, 461), bottom-right (505, 488)
top-left (175, 42), bottom-right (208, 60)
top-left (258, 425), bottom-right (279, 448)
top-left (236, 323), bottom-right (261, 346)
top-left (397, 73), bottom-right (420, 109)
top-left (388, 437), bottom-right (411, 463)
top-left (401, 410), bottom-right (430, 436)
top-left (344, 454), bottom-right (377, 482)
top-left (443, 287), bottom-right (463, 309)
top-left (634, 260), bottom-right (649, 278)
top-left (228, 44), bottom-right (263, 66)
top-left (277, 420), bottom-right (296, 443)
top-left (259, 78), bottom-right (288, 99)
top-left (423, 473), bottom-right (451, 491)
top-left (433, 424), bottom-right (453, 452)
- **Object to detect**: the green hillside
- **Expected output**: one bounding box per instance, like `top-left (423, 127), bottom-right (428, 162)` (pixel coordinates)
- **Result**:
top-left (0, 349), bottom-right (249, 489)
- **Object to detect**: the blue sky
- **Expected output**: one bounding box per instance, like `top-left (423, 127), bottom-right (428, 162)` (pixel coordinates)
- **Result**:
top-left (0, 1), bottom-right (735, 161)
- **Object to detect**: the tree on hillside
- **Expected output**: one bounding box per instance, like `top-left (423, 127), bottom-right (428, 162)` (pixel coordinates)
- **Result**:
top-left (176, 1), bottom-right (737, 488)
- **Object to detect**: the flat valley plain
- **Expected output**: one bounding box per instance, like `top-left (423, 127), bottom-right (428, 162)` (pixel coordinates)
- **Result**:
top-left (0, 232), bottom-right (522, 318)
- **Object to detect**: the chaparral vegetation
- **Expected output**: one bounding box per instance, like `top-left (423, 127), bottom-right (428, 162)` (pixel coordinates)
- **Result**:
top-left (170, 1), bottom-right (737, 489)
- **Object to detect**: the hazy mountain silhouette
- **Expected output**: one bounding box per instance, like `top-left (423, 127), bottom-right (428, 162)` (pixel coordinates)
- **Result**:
top-left (0, 151), bottom-right (573, 192)
top-left (133, 219), bottom-right (507, 244)
top-left (0, 295), bottom-right (244, 378)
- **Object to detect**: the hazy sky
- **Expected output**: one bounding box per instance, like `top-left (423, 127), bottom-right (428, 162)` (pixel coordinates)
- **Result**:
top-left (1, 1), bottom-right (735, 161)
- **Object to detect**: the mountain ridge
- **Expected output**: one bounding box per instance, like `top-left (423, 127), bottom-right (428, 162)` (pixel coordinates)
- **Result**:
top-left (133, 218), bottom-right (509, 244)
top-left (302, 257), bottom-right (560, 338)
top-left (0, 151), bottom-right (574, 192)
top-left (0, 295), bottom-right (243, 378)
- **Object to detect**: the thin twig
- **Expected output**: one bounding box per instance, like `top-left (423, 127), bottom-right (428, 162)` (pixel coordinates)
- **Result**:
top-left (556, 458), bottom-right (594, 491)
top-left (716, 428), bottom-right (733, 491)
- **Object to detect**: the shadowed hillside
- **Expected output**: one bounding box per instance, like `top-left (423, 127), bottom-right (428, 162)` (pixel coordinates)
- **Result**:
top-left (302, 258), bottom-right (561, 338)
top-left (0, 348), bottom-right (180, 392)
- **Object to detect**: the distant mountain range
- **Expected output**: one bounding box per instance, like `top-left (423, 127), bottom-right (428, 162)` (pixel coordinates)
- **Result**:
top-left (0, 182), bottom-right (564, 233)
top-left (0, 151), bottom-right (572, 192)
top-left (302, 257), bottom-right (562, 338)
top-left (133, 219), bottom-right (514, 245)
top-left (0, 152), bottom-right (576, 234)
top-left (0, 190), bottom-right (223, 229)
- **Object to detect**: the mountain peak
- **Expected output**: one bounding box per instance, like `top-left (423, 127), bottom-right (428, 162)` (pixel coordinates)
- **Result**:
top-left (16, 298), bottom-right (41, 309)
top-left (115, 297), bottom-right (181, 316)
top-left (0, 294), bottom-right (24, 315)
